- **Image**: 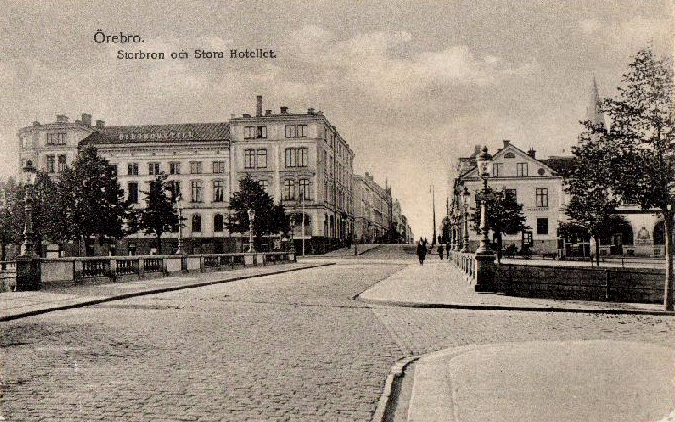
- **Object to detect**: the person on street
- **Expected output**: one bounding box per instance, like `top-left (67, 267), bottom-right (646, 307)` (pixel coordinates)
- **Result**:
top-left (416, 239), bottom-right (427, 265)
top-left (438, 243), bottom-right (444, 260)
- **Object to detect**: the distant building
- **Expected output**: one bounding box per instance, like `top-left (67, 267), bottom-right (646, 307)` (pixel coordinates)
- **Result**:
top-left (353, 172), bottom-right (392, 243)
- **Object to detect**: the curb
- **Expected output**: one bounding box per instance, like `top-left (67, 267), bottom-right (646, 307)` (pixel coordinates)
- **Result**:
top-left (372, 355), bottom-right (419, 422)
top-left (355, 295), bottom-right (675, 316)
top-left (1, 263), bottom-right (335, 322)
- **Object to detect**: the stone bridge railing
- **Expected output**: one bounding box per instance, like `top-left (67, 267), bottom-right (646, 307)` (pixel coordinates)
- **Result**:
top-left (2, 251), bottom-right (296, 292)
top-left (447, 250), bottom-right (476, 281)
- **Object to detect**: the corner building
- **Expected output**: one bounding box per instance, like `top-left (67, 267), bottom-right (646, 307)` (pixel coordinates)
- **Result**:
top-left (223, 96), bottom-right (355, 253)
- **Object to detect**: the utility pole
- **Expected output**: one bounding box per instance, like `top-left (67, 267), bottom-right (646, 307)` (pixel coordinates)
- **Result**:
top-left (431, 184), bottom-right (437, 245)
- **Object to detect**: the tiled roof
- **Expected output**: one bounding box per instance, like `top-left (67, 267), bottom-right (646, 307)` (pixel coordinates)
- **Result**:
top-left (80, 122), bottom-right (230, 145)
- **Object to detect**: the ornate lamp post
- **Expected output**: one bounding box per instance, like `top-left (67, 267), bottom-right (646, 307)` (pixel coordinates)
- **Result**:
top-left (21, 161), bottom-right (37, 258)
top-left (472, 146), bottom-right (497, 292)
top-left (461, 187), bottom-right (470, 253)
top-left (247, 209), bottom-right (256, 253)
top-left (175, 193), bottom-right (184, 255)
top-left (475, 146), bottom-right (494, 255)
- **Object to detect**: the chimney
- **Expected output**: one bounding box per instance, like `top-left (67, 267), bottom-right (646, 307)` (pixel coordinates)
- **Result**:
top-left (527, 148), bottom-right (536, 159)
top-left (32, 121), bottom-right (40, 126)
top-left (308, 108), bottom-right (315, 115)
top-left (230, 114), bottom-right (235, 119)
top-left (280, 106), bottom-right (288, 114)
top-left (95, 119), bottom-right (105, 129)
top-left (256, 95), bottom-right (263, 117)
top-left (81, 113), bottom-right (92, 126)
top-left (503, 139), bottom-right (510, 148)
top-left (243, 113), bottom-right (251, 118)
top-left (265, 109), bottom-right (272, 116)
top-left (56, 114), bottom-right (69, 123)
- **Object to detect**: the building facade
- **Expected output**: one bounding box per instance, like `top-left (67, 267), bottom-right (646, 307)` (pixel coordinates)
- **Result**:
top-left (18, 103), bottom-right (354, 255)
top-left (229, 97), bottom-right (355, 253)
top-left (353, 172), bottom-right (393, 243)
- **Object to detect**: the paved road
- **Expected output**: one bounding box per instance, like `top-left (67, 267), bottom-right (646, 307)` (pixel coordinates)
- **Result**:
top-left (2, 258), bottom-right (674, 421)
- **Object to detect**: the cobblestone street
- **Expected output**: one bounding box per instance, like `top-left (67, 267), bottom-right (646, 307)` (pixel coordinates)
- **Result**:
top-left (2, 261), bottom-right (675, 421)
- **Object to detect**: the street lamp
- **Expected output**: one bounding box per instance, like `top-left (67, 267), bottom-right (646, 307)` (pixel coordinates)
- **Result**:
top-left (461, 186), bottom-right (470, 252)
top-left (247, 209), bottom-right (256, 253)
top-left (21, 160), bottom-right (37, 257)
top-left (175, 193), bottom-right (184, 255)
top-left (475, 146), bottom-right (494, 255)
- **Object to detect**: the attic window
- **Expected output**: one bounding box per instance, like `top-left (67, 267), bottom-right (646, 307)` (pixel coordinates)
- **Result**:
top-left (504, 152), bottom-right (515, 159)
top-left (538, 168), bottom-right (545, 176)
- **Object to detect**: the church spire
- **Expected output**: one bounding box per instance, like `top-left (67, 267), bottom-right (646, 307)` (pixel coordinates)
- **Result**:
top-left (586, 76), bottom-right (605, 128)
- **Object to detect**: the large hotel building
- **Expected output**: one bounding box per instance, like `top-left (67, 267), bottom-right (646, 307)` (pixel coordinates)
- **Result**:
top-left (16, 96), bottom-right (358, 255)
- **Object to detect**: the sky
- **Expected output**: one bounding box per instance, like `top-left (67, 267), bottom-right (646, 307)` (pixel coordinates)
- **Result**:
top-left (0, 0), bottom-right (673, 239)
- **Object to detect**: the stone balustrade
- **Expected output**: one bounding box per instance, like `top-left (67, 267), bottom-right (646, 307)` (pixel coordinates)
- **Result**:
top-left (3, 252), bottom-right (296, 291)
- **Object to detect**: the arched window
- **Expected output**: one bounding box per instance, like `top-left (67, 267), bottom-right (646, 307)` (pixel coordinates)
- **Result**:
top-left (214, 214), bottom-right (224, 232)
top-left (283, 179), bottom-right (296, 200)
top-left (192, 214), bottom-right (202, 233)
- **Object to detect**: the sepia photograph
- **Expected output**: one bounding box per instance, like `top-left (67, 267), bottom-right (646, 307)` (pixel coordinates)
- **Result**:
top-left (0, 1), bottom-right (674, 421)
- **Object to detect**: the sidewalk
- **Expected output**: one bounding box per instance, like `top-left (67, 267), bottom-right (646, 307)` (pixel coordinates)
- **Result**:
top-left (0, 262), bottom-right (328, 321)
top-left (408, 340), bottom-right (675, 422)
top-left (358, 260), bottom-right (673, 315)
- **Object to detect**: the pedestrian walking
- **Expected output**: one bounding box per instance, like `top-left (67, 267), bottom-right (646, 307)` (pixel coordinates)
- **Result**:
top-left (416, 239), bottom-right (427, 265)
top-left (438, 244), bottom-right (444, 260)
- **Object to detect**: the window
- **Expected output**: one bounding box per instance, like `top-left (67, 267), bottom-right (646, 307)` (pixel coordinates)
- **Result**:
top-left (190, 161), bottom-right (202, 174)
top-left (214, 214), bottom-right (224, 232)
top-left (285, 124), bottom-right (307, 138)
top-left (285, 148), bottom-right (308, 168)
top-left (127, 182), bottom-right (139, 204)
top-left (128, 163), bottom-right (139, 176)
top-left (535, 188), bottom-right (549, 207)
top-left (169, 162), bottom-right (181, 175)
top-left (245, 126), bottom-right (267, 139)
top-left (212, 161), bottom-right (226, 174)
top-left (191, 214), bottom-right (201, 233)
top-left (168, 181), bottom-right (181, 199)
top-left (259, 180), bottom-right (269, 193)
top-left (537, 218), bottom-right (549, 235)
top-left (299, 179), bottom-right (310, 200)
top-left (505, 189), bottom-right (517, 203)
top-left (492, 163), bottom-right (503, 177)
top-left (213, 180), bottom-right (225, 202)
top-left (109, 164), bottom-right (117, 177)
top-left (57, 155), bottom-right (67, 172)
top-left (46, 132), bottom-right (66, 145)
top-left (285, 148), bottom-right (296, 167)
top-left (148, 162), bottom-right (160, 176)
top-left (191, 180), bottom-right (203, 202)
top-left (46, 155), bottom-right (55, 173)
top-left (516, 163), bottom-right (528, 177)
top-left (244, 149), bottom-right (256, 169)
top-left (283, 179), bottom-right (296, 200)
top-left (256, 149), bottom-right (267, 168)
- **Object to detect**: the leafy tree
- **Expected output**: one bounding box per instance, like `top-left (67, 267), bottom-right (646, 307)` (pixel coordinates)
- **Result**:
top-left (579, 46), bottom-right (675, 309)
top-left (58, 146), bottom-right (132, 255)
top-left (226, 175), bottom-right (290, 249)
top-left (473, 187), bottom-right (529, 263)
top-left (137, 173), bottom-right (179, 254)
top-left (0, 178), bottom-right (25, 259)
